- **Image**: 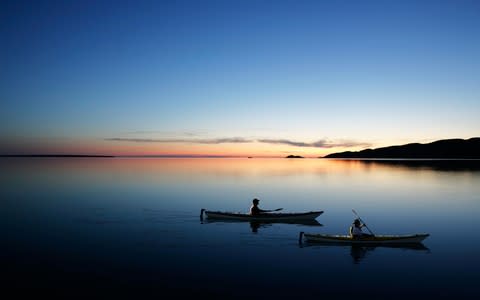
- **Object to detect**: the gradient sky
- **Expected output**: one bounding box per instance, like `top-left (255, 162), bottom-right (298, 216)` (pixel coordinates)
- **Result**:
top-left (1, 0), bottom-right (479, 157)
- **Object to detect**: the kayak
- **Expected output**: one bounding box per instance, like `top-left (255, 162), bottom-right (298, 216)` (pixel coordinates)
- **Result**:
top-left (300, 232), bottom-right (429, 244)
top-left (201, 209), bottom-right (323, 221)
top-left (203, 218), bottom-right (323, 227)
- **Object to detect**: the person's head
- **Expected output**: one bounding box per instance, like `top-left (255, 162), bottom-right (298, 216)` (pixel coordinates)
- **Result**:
top-left (353, 219), bottom-right (361, 226)
top-left (252, 198), bottom-right (260, 205)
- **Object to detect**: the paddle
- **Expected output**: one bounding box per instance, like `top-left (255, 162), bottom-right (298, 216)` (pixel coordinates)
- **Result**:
top-left (265, 208), bottom-right (283, 213)
top-left (352, 209), bottom-right (375, 236)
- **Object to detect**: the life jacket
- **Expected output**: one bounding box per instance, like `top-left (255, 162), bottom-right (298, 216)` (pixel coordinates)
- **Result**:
top-left (250, 205), bottom-right (260, 215)
top-left (350, 225), bottom-right (363, 237)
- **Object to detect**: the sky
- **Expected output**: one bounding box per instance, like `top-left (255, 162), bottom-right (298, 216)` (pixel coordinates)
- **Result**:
top-left (1, 0), bottom-right (479, 157)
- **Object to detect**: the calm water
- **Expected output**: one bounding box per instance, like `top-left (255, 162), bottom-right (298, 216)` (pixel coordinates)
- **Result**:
top-left (2, 158), bottom-right (480, 299)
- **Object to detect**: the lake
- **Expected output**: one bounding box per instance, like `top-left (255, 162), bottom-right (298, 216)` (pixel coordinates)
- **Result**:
top-left (2, 158), bottom-right (479, 299)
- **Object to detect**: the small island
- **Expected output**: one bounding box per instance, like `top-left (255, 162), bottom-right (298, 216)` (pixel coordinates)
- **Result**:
top-left (286, 155), bottom-right (304, 158)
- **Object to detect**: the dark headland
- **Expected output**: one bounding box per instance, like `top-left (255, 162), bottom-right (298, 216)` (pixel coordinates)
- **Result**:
top-left (323, 137), bottom-right (480, 159)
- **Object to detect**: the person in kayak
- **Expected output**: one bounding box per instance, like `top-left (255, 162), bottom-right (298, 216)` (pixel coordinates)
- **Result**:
top-left (349, 219), bottom-right (374, 238)
top-left (249, 198), bottom-right (282, 215)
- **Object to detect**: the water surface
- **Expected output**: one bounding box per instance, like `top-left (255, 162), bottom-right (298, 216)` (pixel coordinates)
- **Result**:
top-left (2, 158), bottom-right (479, 299)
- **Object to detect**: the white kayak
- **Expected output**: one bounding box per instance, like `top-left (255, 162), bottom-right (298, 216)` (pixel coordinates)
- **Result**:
top-left (300, 232), bottom-right (429, 244)
top-left (201, 209), bottom-right (323, 221)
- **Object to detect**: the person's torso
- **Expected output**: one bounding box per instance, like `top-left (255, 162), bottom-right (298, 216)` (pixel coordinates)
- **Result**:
top-left (250, 205), bottom-right (260, 215)
top-left (351, 226), bottom-right (363, 236)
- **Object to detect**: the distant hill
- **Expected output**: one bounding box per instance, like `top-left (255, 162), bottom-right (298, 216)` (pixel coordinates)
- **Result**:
top-left (286, 155), bottom-right (304, 158)
top-left (323, 137), bottom-right (480, 159)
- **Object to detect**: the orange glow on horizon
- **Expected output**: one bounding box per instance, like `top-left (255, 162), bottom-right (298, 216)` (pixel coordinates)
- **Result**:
top-left (1, 137), bottom-right (371, 158)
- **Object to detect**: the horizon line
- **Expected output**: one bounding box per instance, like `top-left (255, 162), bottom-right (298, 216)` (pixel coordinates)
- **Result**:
top-left (0, 154), bottom-right (321, 158)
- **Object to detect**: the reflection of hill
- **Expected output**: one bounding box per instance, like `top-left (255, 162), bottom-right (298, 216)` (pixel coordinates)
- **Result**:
top-left (351, 159), bottom-right (480, 172)
top-left (325, 137), bottom-right (480, 159)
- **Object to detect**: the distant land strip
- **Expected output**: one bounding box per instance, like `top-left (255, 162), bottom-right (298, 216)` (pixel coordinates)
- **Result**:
top-left (0, 154), bottom-right (248, 158)
top-left (118, 155), bottom-right (242, 158)
top-left (323, 137), bottom-right (480, 159)
top-left (0, 154), bottom-right (116, 158)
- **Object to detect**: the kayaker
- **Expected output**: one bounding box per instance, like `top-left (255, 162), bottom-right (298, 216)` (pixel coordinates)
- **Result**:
top-left (349, 219), bottom-right (374, 238)
top-left (249, 198), bottom-right (282, 215)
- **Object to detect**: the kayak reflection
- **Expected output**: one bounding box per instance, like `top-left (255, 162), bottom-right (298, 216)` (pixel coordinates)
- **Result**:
top-left (349, 243), bottom-right (430, 264)
top-left (301, 242), bottom-right (430, 264)
top-left (249, 219), bottom-right (323, 233)
top-left (201, 218), bottom-right (323, 233)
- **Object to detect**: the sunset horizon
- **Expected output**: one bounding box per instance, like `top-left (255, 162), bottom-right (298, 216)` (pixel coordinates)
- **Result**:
top-left (1, 135), bottom-right (479, 158)
top-left (2, 0), bottom-right (479, 159)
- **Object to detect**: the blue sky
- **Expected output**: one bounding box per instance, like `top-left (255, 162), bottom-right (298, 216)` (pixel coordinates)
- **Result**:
top-left (1, 0), bottom-right (479, 156)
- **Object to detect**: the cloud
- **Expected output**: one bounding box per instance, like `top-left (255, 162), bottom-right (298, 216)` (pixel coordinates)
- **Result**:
top-left (123, 130), bottom-right (206, 136)
top-left (105, 137), bottom-right (370, 148)
top-left (258, 139), bottom-right (371, 148)
top-left (258, 139), bottom-right (313, 147)
top-left (329, 140), bottom-right (372, 148)
top-left (104, 137), bottom-right (252, 144)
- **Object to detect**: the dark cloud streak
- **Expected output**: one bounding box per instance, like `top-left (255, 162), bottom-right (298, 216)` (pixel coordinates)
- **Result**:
top-left (258, 139), bottom-right (371, 148)
top-left (105, 137), bottom-right (252, 144)
top-left (105, 137), bottom-right (370, 148)
top-left (258, 139), bottom-right (312, 147)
